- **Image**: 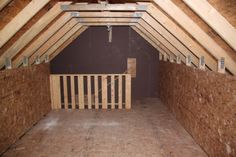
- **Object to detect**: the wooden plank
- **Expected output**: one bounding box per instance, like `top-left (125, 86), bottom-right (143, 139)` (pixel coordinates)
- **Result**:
top-left (118, 75), bottom-right (122, 109)
top-left (49, 76), bottom-right (55, 109)
top-left (0, 0), bottom-right (12, 11)
top-left (0, 2), bottom-right (71, 69)
top-left (63, 76), bottom-right (68, 109)
top-left (78, 75), bottom-right (84, 109)
top-left (0, 0), bottom-right (50, 48)
top-left (81, 23), bottom-right (136, 26)
top-left (111, 75), bottom-right (115, 109)
top-left (77, 17), bottom-right (139, 23)
top-left (72, 12), bottom-right (143, 18)
top-left (183, 0), bottom-right (236, 51)
top-left (49, 26), bottom-right (88, 61)
top-left (87, 76), bottom-right (92, 109)
top-left (94, 75), bottom-right (99, 109)
top-left (13, 13), bottom-right (72, 67)
top-left (29, 19), bottom-right (79, 64)
top-left (125, 75), bottom-right (131, 109)
top-left (152, 0), bottom-right (236, 75)
top-left (102, 76), bottom-right (108, 109)
top-left (40, 24), bottom-right (82, 61)
top-left (61, 3), bottom-right (148, 11)
top-left (53, 75), bottom-right (61, 109)
top-left (127, 58), bottom-right (136, 78)
top-left (141, 13), bottom-right (199, 66)
top-left (131, 26), bottom-right (167, 57)
top-left (71, 76), bottom-right (76, 109)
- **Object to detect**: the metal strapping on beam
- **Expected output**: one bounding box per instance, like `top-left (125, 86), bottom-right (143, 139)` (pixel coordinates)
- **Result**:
top-left (70, 12), bottom-right (80, 17)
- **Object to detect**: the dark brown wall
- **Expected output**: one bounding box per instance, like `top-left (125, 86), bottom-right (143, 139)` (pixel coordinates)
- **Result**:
top-left (158, 61), bottom-right (236, 157)
top-left (50, 26), bottom-right (159, 98)
top-left (0, 64), bottom-right (51, 155)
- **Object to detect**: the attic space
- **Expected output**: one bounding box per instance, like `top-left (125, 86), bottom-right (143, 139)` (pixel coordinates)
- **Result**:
top-left (0, 1), bottom-right (236, 157)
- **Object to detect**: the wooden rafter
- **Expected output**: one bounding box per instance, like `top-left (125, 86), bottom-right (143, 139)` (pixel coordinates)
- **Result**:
top-left (183, 0), bottom-right (236, 51)
top-left (29, 19), bottom-right (79, 65)
top-left (50, 27), bottom-right (88, 61)
top-left (152, 0), bottom-right (236, 75)
top-left (13, 13), bottom-right (72, 68)
top-left (0, 0), bottom-right (12, 11)
top-left (131, 26), bottom-right (168, 57)
top-left (144, 3), bottom-right (218, 71)
top-left (0, 0), bottom-right (50, 48)
top-left (0, 2), bottom-right (71, 69)
top-left (61, 3), bottom-right (148, 11)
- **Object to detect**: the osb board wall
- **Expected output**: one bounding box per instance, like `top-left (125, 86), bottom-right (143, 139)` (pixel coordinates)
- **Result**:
top-left (158, 61), bottom-right (236, 157)
top-left (0, 63), bottom-right (51, 155)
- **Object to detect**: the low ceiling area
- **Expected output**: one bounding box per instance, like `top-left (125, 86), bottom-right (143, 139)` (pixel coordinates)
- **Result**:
top-left (0, 0), bottom-right (235, 75)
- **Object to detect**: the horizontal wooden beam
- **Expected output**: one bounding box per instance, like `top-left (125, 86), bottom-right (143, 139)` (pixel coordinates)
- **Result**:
top-left (0, 2), bottom-right (71, 69)
top-left (77, 17), bottom-right (140, 23)
top-left (81, 23), bottom-right (136, 26)
top-left (0, 0), bottom-right (50, 48)
top-left (13, 13), bottom-right (72, 67)
top-left (70, 12), bottom-right (143, 18)
top-left (61, 3), bottom-right (148, 11)
top-left (50, 27), bottom-right (88, 61)
top-left (183, 0), bottom-right (236, 51)
top-left (153, 0), bottom-right (236, 75)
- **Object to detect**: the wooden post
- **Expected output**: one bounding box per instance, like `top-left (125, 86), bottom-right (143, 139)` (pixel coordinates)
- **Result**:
top-left (111, 75), bottom-right (115, 109)
top-left (102, 75), bottom-right (108, 109)
top-left (63, 76), bottom-right (68, 109)
top-left (94, 75), bottom-right (99, 109)
top-left (87, 76), bottom-right (92, 109)
top-left (78, 75), bottom-right (84, 109)
top-left (50, 75), bottom-right (61, 109)
top-left (118, 75), bottom-right (122, 109)
top-left (125, 75), bottom-right (131, 109)
top-left (71, 76), bottom-right (76, 109)
top-left (218, 57), bottom-right (225, 74)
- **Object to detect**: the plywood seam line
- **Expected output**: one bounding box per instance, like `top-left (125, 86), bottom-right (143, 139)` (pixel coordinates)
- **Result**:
top-left (152, 0), bottom-right (236, 75)
top-left (182, 0), bottom-right (236, 51)
top-left (0, 0), bottom-right (50, 48)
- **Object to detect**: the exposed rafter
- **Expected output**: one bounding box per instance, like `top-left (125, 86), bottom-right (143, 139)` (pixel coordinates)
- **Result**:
top-left (183, 0), bottom-right (236, 51)
top-left (0, 0), bottom-right (12, 11)
top-left (152, 0), bottom-right (236, 75)
top-left (0, 0), bottom-right (50, 48)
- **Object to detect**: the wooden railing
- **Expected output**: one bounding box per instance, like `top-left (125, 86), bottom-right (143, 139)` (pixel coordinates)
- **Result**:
top-left (50, 74), bottom-right (131, 109)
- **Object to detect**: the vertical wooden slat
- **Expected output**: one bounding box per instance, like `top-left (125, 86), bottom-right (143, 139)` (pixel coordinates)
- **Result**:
top-left (71, 76), bottom-right (76, 109)
top-left (87, 76), bottom-right (92, 109)
top-left (94, 75), bottom-right (99, 109)
top-left (55, 76), bottom-right (61, 109)
top-left (118, 75), bottom-right (122, 109)
top-left (111, 75), bottom-right (115, 109)
top-left (125, 75), bottom-right (131, 109)
top-left (49, 76), bottom-right (55, 109)
top-left (78, 75), bottom-right (84, 109)
top-left (102, 75), bottom-right (108, 109)
top-left (63, 76), bottom-right (68, 109)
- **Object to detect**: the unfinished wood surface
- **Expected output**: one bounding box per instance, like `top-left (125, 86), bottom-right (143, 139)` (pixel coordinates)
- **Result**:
top-left (0, 0), bottom-right (12, 11)
top-left (145, 3), bottom-right (217, 71)
top-left (29, 19), bottom-right (79, 64)
top-left (77, 17), bottom-right (140, 23)
top-left (71, 12), bottom-right (143, 18)
top-left (81, 23), bottom-right (136, 26)
top-left (87, 76), bottom-right (92, 109)
top-left (127, 58), bottom-right (137, 78)
top-left (0, 2), bottom-right (71, 69)
top-left (94, 75), bottom-right (99, 109)
top-left (102, 75), bottom-right (108, 109)
top-left (78, 75), bottom-right (85, 109)
top-left (63, 76), bottom-right (68, 109)
top-left (152, 0), bottom-right (236, 75)
top-left (111, 75), bottom-right (115, 109)
top-left (13, 13), bottom-right (72, 68)
top-left (125, 75), bottom-right (131, 109)
top-left (0, 0), bottom-right (50, 48)
top-left (118, 75), bottom-right (122, 109)
top-left (50, 75), bottom-right (61, 109)
top-left (182, 0), bottom-right (236, 51)
top-left (41, 24), bottom-right (83, 61)
top-left (61, 3), bottom-right (148, 11)
top-left (49, 27), bottom-right (88, 61)
top-left (131, 26), bottom-right (168, 57)
top-left (71, 76), bottom-right (76, 109)
top-left (141, 12), bottom-right (198, 65)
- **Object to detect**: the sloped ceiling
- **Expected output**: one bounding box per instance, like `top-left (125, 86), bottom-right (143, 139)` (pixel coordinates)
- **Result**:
top-left (0, 0), bottom-right (235, 75)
